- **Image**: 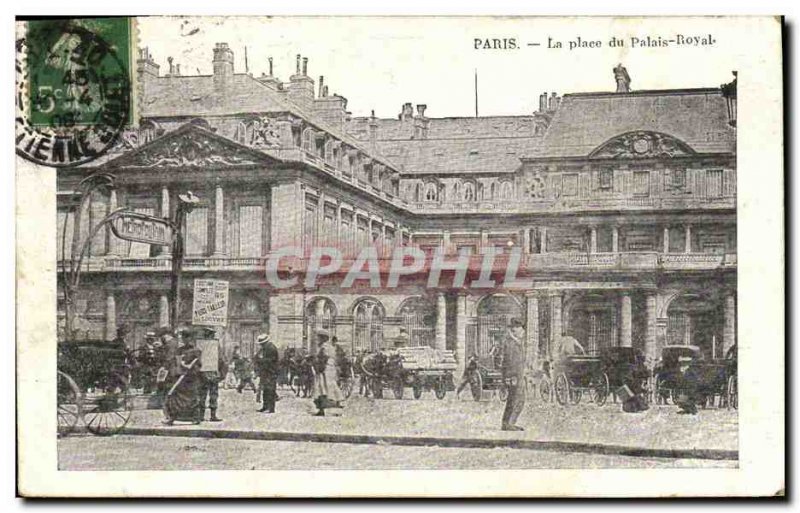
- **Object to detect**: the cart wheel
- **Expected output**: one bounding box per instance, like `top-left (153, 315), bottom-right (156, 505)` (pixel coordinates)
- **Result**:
top-left (434, 378), bottom-right (447, 400)
top-left (497, 384), bottom-right (509, 402)
top-left (413, 383), bottom-right (423, 400)
top-left (539, 377), bottom-right (553, 403)
top-left (570, 388), bottom-right (582, 405)
top-left (83, 383), bottom-right (131, 436)
top-left (392, 379), bottom-right (404, 400)
top-left (727, 375), bottom-right (737, 410)
top-left (57, 371), bottom-right (82, 436)
top-left (554, 373), bottom-right (570, 406)
top-left (470, 371), bottom-right (483, 402)
top-left (593, 373), bottom-right (610, 406)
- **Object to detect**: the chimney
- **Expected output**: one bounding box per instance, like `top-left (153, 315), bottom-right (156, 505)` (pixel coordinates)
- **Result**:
top-left (288, 53), bottom-right (315, 110)
top-left (399, 102), bottom-right (414, 121)
top-left (257, 56), bottom-right (281, 90)
top-left (414, 105), bottom-right (429, 139)
top-left (319, 76), bottom-right (325, 97)
top-left (614, 63), bottom-right (631, 93)
top-left (548, 92), bottom-right (557, 111)
top-left (212, 42), bottom-right (234, 91)
top-left (416, 104), bottom-right (427, 118)
top-left (167, 56), bottom-right (174, 76)
top-left (269, 57), bottom-right (273, 76)
top-left (136, 47), bottom-right (160, 78)
top-left (538, 92), bottom-right (547, 112)
top-left (369, 110), bottom-right (378, 148)
top-left (175, 64), bottom-right (181, 76)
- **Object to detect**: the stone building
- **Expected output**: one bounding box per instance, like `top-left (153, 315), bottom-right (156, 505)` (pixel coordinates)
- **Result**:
top-left (57, 43), bottom-right (737, 376)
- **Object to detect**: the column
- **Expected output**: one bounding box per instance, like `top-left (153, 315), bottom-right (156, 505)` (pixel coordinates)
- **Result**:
top-left (213, 184), bottom-right (225, 256)
top-left (662, 226), bottom-right (670, 254)
top-left (159, 294), bottom-right (169, 328)
top-left (684, 224), bottom-right (692, 253)
top-left (336, 205), bottom-right (342, 246)
top-left (523, 228), bottom-right (532, 254)
top-left (645, 293), bottom-right (657, 366)
top-left (549, 292), bottom-right (562, 358)
top-left (104, 293), bottom-right (116, 341)
top-left (480, 230), bottom-right (488, 250)
top-left (455, 294), bottom-right (467, 378)
top-left (435, 293), bottom-right (447, 352)
top-left (612, 225), bottom-right (619, 252)
top-left (160, 186), bottom-right (171, 258)
top-left (442, 231), bottom-right (451, 254)
top-left (317, 193), bottom-right (324, 245)
top-left (526, 292), bottom-right (540, 369)
top-left (723, 293), bottom-right (736, 355)
top-left (620, 292), bottom-right (632, 347)
top-left (107, 189), bottom-right (119, 256)
top-left (589, 226), bottom-right (597, 254)
top-left (540, 226), bottom-right (548, 253)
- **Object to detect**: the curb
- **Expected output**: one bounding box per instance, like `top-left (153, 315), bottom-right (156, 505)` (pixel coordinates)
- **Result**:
top-left (118, 426), bottom-right (738, 461)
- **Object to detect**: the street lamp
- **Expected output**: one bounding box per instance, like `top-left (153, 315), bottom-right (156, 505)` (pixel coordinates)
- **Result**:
top-left (169, 191), bottom-right (200, 331)
top-left (721, 71), bottom-right (737, 128)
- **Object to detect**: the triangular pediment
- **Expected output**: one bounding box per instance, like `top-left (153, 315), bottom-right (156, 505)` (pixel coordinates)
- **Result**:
top-left (104, 123), bottom-right (280, 170)
top-left (588, 131), bottom-right (696, 159)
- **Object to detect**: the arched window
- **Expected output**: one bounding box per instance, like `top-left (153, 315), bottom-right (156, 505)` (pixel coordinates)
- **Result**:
top-left (301, 128), bottom-right (314, 153)
top-left (397, 297), bottom-right (436, 347)
top-left (490, 182), bottom-right (497, 200)
top-left (305, 297), bottom-right (337, 352)
top-left (463, 181), bottom-right (476, 201)
top-left (500, 181), bottom-right (514, 200)
top-left (353, 298), bottom-right (385, 352)
top-left (424, 182), bottom-right (438, 202)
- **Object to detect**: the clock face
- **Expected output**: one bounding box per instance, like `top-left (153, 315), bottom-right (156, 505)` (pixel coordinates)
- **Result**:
top-left (632, 137), bottom-right (650, 154)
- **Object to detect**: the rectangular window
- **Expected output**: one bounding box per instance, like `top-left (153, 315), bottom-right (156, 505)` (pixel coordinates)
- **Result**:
top-left (706, 169), bottom-right (723, 198)
top-left (184, 207), bottom-right (208, 256)
top-left (304, 199), bottom-right (318, 251)
top-left (671, 168), bottom-right (687, 188)
top-left (599, 168), bottom-right (614, 189)
top-left (633, 171), bottom-right (650, 196)
top-left (56, 209), bottom-right (75, 260)
top-left (562, 173), bottom-right (579, 196)
top-left (340, 211), bottom-right (353, 256)
top-left (128, 207), bottom-right (155, 257)
top-left (238, 205), bottom-right (263, 257)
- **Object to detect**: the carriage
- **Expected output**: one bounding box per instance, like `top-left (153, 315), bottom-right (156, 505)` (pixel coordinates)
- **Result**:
top-left (57, 339), bottom-right (154, 436)
top-left (360, 347), bottom-right (455, 400)
top-left (552, 354), bottom-right (610, 406)
top-left (653, 345), bottom-right (736, 408)
top-left (465, 361), bottom-right (510, 402)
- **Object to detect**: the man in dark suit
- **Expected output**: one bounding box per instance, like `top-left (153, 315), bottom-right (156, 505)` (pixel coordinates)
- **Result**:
top-left (254, 333), bottom-right (279, 413)
top-left (501, 318), bottom-right (527, 431)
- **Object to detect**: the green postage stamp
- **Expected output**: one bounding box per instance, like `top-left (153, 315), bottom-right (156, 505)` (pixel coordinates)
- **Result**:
top-left (16, 17), bottom-right (136, 167)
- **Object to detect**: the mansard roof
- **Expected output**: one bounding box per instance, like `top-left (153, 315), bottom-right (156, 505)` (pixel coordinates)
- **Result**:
top-left (529, 88), bottom-right (735, 160)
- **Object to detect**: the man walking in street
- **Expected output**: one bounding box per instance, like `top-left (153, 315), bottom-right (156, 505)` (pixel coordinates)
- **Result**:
top-left (197, 327), bottom-right (225, 422)
top-left (254, 333), bottom-right (279, 413)
top-left (501, 318), bottom-right (527, 431)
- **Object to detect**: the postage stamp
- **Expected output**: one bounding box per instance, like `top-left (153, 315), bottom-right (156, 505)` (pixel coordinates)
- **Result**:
top-left (15, 17), bottom-right (135, 167)
top-left (14, 15), bottom-right (784, 498)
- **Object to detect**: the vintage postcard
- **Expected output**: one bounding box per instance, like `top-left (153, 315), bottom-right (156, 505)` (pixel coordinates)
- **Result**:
top-left (16, 15), bottom-right (784, 497)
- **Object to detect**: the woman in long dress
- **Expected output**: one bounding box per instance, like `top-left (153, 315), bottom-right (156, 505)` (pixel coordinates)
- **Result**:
top-left (162, 336), bottom-right (203, 425)
top-left (312, 332), bottom-right (344, 416)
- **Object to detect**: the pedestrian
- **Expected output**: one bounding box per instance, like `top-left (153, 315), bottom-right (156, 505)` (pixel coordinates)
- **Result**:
top-left (500, 318), bottom-right (527, 431)
top-left (162, 330), bottom-right (204, 425)
top-left (675, 356), bottom-right (700, 415)
top-left (455, 353), bottom-right (479, 398)
top-left (253, 333), bottom-right (279, 413)
top-left (312, 330), bottom-right (345, 416)
top-left (195, 327), bottom-right (225, 422)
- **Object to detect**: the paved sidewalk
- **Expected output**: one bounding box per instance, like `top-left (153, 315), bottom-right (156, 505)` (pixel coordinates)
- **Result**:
top-left (117, 388), bottom-right (738, 460)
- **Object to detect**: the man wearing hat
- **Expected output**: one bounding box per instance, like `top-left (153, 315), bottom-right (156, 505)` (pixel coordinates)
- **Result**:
top-left (675, 356), bottom-right (700, 414)
top-left (501, 318), bottom-right (527, 431)
top-left (254, 333), bottom-right (280, 413)
top-left (196, 327), bottom-right (225, 422)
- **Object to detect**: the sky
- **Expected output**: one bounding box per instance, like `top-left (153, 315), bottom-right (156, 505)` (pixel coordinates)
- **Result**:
top-left (138, 16), bottom-right (744, 119)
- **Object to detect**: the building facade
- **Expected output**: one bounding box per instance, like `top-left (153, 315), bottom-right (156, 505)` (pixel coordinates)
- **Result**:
top-left (57, 43), bottom-right (737, 376)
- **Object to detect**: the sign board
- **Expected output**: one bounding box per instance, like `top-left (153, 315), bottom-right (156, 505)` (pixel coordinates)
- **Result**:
top-left (192, 279), bottom-right (229, 326)
top-left (196, 338), bottom-right (220, 372)
top-left (109, 212), bottom-right (173, 246)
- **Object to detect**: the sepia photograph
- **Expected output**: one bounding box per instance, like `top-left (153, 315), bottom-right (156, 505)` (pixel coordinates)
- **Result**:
top-left (14, 14), bottom-right (783, 497)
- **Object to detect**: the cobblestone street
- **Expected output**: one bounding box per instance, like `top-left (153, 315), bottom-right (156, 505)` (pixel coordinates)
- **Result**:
top-left (58, 387), bottom-right (737, 470)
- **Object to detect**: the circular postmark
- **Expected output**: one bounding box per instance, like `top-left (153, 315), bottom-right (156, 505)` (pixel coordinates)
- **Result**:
top-left (16, 21), bottom-right (130, 167)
